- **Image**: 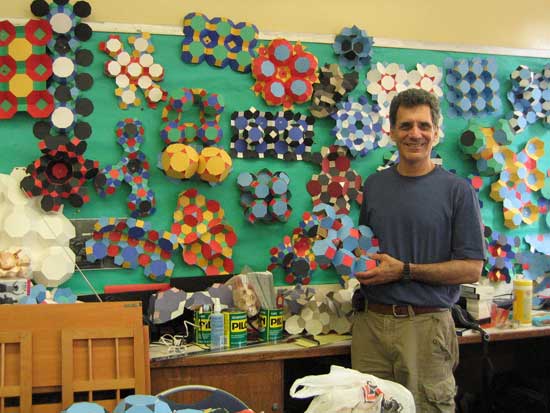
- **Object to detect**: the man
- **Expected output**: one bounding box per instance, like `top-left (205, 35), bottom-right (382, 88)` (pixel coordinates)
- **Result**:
top-left (352, 88), bottom-right (485, 412)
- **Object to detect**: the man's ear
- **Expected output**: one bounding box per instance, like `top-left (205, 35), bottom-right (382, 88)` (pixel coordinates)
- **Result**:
top-left (389, 127), bottom-right (397, 143)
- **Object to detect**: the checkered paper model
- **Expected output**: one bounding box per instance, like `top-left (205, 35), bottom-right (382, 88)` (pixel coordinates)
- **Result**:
top-left (230, 107), bottom-right (315, 161)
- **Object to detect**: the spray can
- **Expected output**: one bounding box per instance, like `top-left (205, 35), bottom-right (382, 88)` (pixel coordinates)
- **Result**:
top-left (513, 279), bottom-right (532, 326)
top-left (210, 298), bottom-right (225, 349)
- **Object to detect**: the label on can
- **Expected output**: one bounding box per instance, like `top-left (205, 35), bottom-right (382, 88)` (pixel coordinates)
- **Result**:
top-left (224, 310), bottom-right (247, 348)
top-left (259, 308), bottom-right (283, 342)
top-left (194, 312), bottom-right (211, 345)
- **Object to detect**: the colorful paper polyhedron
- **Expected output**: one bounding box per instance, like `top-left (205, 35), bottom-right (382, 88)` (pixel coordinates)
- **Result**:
top-left (0, 19), bottom-right (53, 119)
top-left (160, 87), bottom-right (224, 146)
top-left (507, 64), bottom-right (550, 134)
top-left (172, 188), bottom-right (237, 276)
top-left (230, 107), bottom-right (315, 161)
top-left (333, 25), bottom-right (373, 70)
top-left (100, 33), bottom-right (166, 109)
top-left (94, 119), bottom-right (156, 217)
top-left (251, 38), bottom-right (318, 109)
top-left (85, 217), bottom-right (177, 282)
top-left (237, 169), bottom-right (292, 223)
top-left (444, 57), bottom-right (501, 118)
top-left (306, 145), bottom-right (363, 215)
top-left (181, 12), bottom-right (259, 73)
top-left (331, 95), bottom-right (383, 157)
top-left (310, 63), bottom-right (358, 118)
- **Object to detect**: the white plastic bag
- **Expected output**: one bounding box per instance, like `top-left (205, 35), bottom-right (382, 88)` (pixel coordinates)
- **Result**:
top-left (289, 365), bottom-right (416, 413)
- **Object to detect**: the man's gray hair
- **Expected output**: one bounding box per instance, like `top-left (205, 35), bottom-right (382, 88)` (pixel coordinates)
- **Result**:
top-left (389, 88), bottom-right (440, 128)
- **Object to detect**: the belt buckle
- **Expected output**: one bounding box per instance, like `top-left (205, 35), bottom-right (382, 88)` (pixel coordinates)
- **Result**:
top-left (392, 304), bottom-right (409, 318)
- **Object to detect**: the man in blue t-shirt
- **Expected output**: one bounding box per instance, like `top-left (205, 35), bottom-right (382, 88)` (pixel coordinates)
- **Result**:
top-left (352, 88), bottom-right (485, 412)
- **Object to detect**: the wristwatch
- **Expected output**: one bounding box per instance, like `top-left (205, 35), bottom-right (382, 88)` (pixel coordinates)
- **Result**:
top-left (402, 262), bottom-right (412, 282)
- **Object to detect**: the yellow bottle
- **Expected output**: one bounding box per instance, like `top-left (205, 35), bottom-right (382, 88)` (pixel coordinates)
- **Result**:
top-left (513, 279), bottom-right (532, 326)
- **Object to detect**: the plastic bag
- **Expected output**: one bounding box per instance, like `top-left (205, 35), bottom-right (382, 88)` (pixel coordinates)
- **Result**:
top-left (289, 365), bottom-right (416, 413)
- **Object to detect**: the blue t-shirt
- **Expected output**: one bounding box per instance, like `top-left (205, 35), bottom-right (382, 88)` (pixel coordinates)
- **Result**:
top-left (359, 165), bottom-right (485, 308)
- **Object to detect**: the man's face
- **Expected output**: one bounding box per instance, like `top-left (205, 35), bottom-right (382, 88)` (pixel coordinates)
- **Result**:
top-left (390, 104), bottom-right (438, 165)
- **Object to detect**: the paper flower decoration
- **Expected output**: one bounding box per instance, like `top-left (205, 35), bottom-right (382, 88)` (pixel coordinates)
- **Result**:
top-left (306, 145), bottom-right (363, 214)
top-left (507, 64), bottom-right (550, 134)
top-left (331, 95), bottom-right (383, 157)
top-left (85, 217), bottom-right (177, 281)
top-left (100, 33), bottom-right (166, 109)
top-left (230, 107), bottom-right (315, 161)
top-left (444, 57), bottom-right (501, 118)
top-left (0, 19), bottom-right (53, 119)
top-left (251, 38), bottom-right (318, 109)
top-left (333, 25), bottom-right (374, 70)
top-left (181, 12), bottom-right (259, 73)
top-left (237, 169), bottom-right (292, 223)
top-left (309, 63), bottom-right (358, 118)
top-left (94, 119), bottom-right (156, 218)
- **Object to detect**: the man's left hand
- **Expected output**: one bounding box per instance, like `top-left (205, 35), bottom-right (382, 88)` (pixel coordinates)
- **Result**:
top-left (355, 253), bottom-right (403, 285)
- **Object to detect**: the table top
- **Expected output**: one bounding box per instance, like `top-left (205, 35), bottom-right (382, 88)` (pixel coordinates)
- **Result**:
top-left (150, 324), bottom-right (550, 368)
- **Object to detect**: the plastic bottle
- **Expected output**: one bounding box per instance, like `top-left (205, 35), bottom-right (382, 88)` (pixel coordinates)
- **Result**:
top-left (210, 298), bottom-right (225, 350)
top-left (513, 279), bottom-right (532, 326)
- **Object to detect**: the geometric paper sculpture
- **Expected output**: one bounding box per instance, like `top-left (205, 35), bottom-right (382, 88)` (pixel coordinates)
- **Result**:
top-left (230, 107), bottom-right (315, 161)
top-left (160, 87), bottom-right (224, 147)
top-left (307, 145), bottom-right (363, 215)
top-left (444, 57), bottom-right (501, 118)
top-left (85, 217), bottom-right (177, 282)
top-left (100, 33), bottom-right (166, 109)
top-left (332, 25), bottom-right (373, 70)
top-left (460, 119), bottom-right (546, 228)
top-left (331, 95), bottom-right (383, 157)
top-left (311, 204), bottom-right (379, 285)
top-left (172, 188), bottom-right (237, 275)
top-left (237, 168), bottom-right (292, 223)
top-left (507, 64), bottom-right (550, 134)
top-left (516, 250), bottom-right (550, 282)
top-left (159, 143), bottom-right (199, 180)
top-left (283, 278), bottom-right (359, 336)
top-left (0, 19), bottom-right (53, 119)
top-left (20, 133), bottom-right (99, 212)
top-left (94, 118), bottom-right (156, 218)
top-left (181, 12), bottom-right (259, 73)
top-left (30, 0), bottom-right (95, 137)
top-left (251, 38), bottom-right (318, 109)
top-left (1, 168), bottom-right (76, 287)
top-left (63, 402), bottom-right (108, 413)
top-left (365, 62), bottom-right (444, 145)
top-left (525, 233), bottom-right (550, 255)
top-left (269, 204), bottom-right (378, 285)
top-left (113, 395), bottom-right (172, 413)
top-left (483, 226), bottom-right (520, 283)
top-left (196, 146), bottom-right (232, 183)
top-left (309, 63), bottom-right (358, 118)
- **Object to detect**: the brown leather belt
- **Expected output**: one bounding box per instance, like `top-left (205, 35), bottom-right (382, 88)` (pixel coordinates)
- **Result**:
top-left (367, 302), bottom-right (448, 317)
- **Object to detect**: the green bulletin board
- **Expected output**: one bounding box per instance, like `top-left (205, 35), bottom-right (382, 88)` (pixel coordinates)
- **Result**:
top-left (2, 28), bottom-right (549, 295)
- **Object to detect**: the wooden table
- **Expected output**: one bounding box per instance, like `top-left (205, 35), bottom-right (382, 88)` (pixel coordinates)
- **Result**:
top-left (150, 325), bottom-right (550, 412)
